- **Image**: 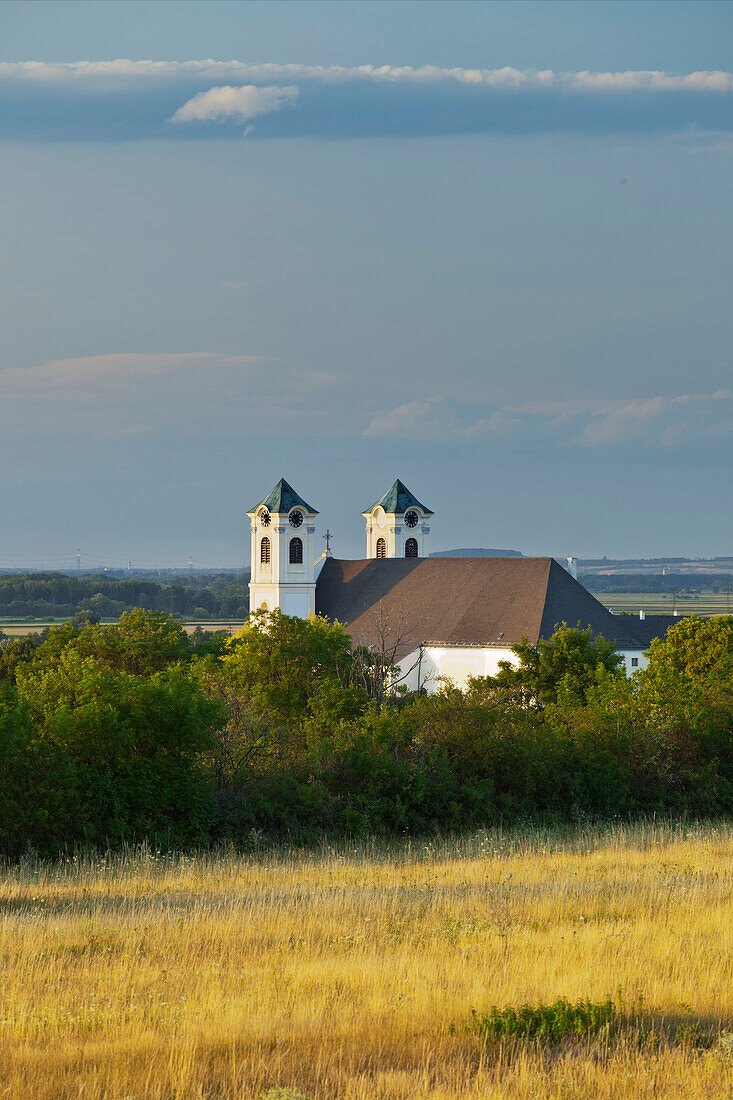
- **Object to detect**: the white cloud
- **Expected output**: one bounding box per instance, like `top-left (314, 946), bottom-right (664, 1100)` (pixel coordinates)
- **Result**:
top-left (577, 396), bottom-right (670, 445)
top-left (576, 391), bottom-right (733, 446)
top-left (0, 352), bottom-right (262, 390)
top-left (170, 84), bottom-right (298, 124)
top-left (1, 60), bottom-right (732, 95)
top-left (458, 410), bottom-right (521, 437)
top-left (567, 70), bottom-right (733, 93)
top-left (364, 396), bottom-right (462, 439)
top-left (3, 59), bottom-right (732, 142)
top-left (364, 397), bottom-right (522, 440)
top-left (365, 390), bottom-right (733, 446)
top-left (0, 351), bottom-right (344, 441)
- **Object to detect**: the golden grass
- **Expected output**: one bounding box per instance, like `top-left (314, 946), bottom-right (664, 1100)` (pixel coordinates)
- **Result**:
top-left (2, 823), bottom-right (733, 1098)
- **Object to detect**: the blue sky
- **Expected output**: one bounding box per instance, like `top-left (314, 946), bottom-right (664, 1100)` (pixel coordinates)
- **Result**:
top-left (1, 1), bottom-right (732, 568)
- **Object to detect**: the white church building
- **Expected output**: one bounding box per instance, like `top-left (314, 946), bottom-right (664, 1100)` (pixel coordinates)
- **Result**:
top-left (248, 477), bottom-right (676, 691)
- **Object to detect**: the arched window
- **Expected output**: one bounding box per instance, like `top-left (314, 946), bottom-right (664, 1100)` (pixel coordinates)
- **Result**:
top-left (376, 537), bottom-right (387, 559)
top-left (260, 536), bottom-right (271, 565)
top-left (289, 537), bottom-right (303, 564)
top-left (405, 537), bottom-right (418, 558)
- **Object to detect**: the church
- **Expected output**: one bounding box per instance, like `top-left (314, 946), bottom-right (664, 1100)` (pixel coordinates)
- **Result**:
top-left (247, 477), bottom-right (677, 692)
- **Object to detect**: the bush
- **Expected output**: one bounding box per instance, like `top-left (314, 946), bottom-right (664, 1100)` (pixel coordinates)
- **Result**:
top-left (469, 997), bottom-right (618, 1042)
top-left (4, 610), bottom-right (733, 853)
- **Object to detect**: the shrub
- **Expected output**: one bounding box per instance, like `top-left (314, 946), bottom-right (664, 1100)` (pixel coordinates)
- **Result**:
top-left (469, 996), bottom-right (618, 1042)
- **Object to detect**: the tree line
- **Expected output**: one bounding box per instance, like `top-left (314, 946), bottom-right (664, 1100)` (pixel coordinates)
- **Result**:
top-left (581, 572), bottom-right (733, 594)
top-left (0, 572), bottom-right (250, 621)
top-left (1, 608), bottom-right (733, 857)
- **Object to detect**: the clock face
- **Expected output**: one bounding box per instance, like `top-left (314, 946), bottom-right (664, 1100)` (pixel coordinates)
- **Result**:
top-left (260, 510), bottom-right (271, 527)
top-left (289, 510), bottom-right (303, 528)
top-left (404, 510), bottom-right (419, 528)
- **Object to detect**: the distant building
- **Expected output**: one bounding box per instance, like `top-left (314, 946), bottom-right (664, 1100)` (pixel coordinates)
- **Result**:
top-left (248, 478), bottom-right (678, 690)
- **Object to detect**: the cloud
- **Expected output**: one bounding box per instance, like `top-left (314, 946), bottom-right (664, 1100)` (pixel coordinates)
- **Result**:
top-left (0, 351), bottom-right (343, 440)
top-left (364, 396), bottom-right (462, 439)
top-left (0, 352), bottom-right (262, 391)
top-left (577, 396), bottom-right (669, 445)
top-left (364, 396), bottom-right (524, 440)
top-left (170, 84), bottom-right (298, 124)
top-left (2, 59), bottom-right (733, 141)
top-left (365, 390), bottom-right (733, 448)
top-left (576, 391), bottom-right (733, 445)
top-left (2, 60), bottom-right (733, 94)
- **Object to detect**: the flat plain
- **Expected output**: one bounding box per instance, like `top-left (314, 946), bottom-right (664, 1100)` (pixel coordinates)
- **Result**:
top-left (2, 823), bottom-right (733, 1099)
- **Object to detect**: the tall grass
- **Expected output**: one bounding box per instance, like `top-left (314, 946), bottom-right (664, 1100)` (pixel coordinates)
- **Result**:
top-left (2, 821), bottom-right (733, 1098)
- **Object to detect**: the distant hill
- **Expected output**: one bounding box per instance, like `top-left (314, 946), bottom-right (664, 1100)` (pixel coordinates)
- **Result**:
top-left (431, 548), bottom-right (523, 558)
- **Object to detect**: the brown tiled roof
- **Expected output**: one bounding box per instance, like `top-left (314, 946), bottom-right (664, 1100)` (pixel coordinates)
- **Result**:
top-left (316, 556), bottom-right (651, 659)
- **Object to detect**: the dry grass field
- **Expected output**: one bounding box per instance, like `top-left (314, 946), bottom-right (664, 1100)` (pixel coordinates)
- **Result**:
top-left (594, 592), bottom-right (729, 616)
top-left (2, 824), bottom-right (733, 1099)
top-left (0, 621), bottom-right (244, 638)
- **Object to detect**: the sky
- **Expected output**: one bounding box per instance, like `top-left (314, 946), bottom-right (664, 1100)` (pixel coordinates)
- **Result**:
top-left (1, 1), bottom-right (732, 569)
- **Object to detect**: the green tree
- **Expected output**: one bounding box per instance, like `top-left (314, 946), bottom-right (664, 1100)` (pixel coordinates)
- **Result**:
top-left (473, 625), bottom-right (624, 708)
top-left (15, 648), bottom-right (221, 844)
top-left (30, 609), bottom-right (190, 677)
top-left (644, 616), bottom-right (733, 696)
top-left (0, 634), bottom-right (42, 684)
top-left (197, 611), bottom-right (370, 781)
top-left (223, 610), bottom-right (367, 725)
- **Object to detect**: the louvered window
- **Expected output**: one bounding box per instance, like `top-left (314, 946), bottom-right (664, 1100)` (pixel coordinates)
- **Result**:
top-left (260, 537), bottom-right (271, 565)
top-left (289, 537), bottom-right (303, 564)
top-left (376, 537), bottom-right (387, 559)
top-left (405, 538), bottom-right (418, 558)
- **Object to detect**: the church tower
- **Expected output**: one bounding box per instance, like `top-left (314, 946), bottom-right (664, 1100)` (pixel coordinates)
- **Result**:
top-left (247, 479), bottom-right (319, 617)
top-left (363, 479), bottom-right (433, 559)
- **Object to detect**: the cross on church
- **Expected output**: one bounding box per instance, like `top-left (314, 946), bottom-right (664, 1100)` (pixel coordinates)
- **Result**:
top-left (324, 529), bottom-right (333, 552)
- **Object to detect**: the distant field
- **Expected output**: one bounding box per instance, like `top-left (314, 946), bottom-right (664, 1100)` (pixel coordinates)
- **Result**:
top-left (0, 620), bottom-right (243, 637)
top-left (594, 592), bottom-right (730, 617)
top-left (2, 824), bottom-right (733, 1099)
top-left (2, 596), bottom-right (730, 639)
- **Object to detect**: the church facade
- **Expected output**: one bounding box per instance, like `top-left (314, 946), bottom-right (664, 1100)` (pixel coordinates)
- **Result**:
top-left (248, 477), bottom-right (677, 691)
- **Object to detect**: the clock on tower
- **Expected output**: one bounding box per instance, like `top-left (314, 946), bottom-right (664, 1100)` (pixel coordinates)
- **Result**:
top-left (362, 479), bottom-right (433, 560)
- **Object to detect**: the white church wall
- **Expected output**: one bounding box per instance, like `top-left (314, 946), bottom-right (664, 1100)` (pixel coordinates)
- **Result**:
top-left (398, 644), bottom-right (650, 693)
top-left (397, 645), bottom-right (520, 693)
top-left (619, 649), bottom-right (648, 674)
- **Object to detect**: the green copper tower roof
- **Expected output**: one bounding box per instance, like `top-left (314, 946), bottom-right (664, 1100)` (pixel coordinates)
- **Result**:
top-left (364, 479), bottom-right (433, 516)
top-left (250, 478), bottom-right (318, 515)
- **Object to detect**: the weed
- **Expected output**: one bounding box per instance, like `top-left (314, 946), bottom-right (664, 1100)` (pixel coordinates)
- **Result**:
top-left (261, 1090), bottom-right (310, 1100)
top-left (469, 996), bottom-right (618, 1042)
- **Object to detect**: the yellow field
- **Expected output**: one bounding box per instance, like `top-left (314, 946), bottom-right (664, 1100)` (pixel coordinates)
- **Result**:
top-left (0, 621), bottom-right (243, 637)
top-left (594, 592), bottom-right (731, 617)
top-left (2, 824), bottom-right (733, 1099)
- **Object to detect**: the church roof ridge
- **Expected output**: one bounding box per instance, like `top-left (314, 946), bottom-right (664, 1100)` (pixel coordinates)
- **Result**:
top-left (250, 477), bottom-right (318, 516)
top-left (364, 478), bottom-right (434, 516)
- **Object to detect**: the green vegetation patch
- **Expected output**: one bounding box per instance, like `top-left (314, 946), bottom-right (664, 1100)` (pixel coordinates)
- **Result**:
top-left (468, 997), bottom-right (617, 1042)
top-left (466, 996), bottom-right (725, 1051)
